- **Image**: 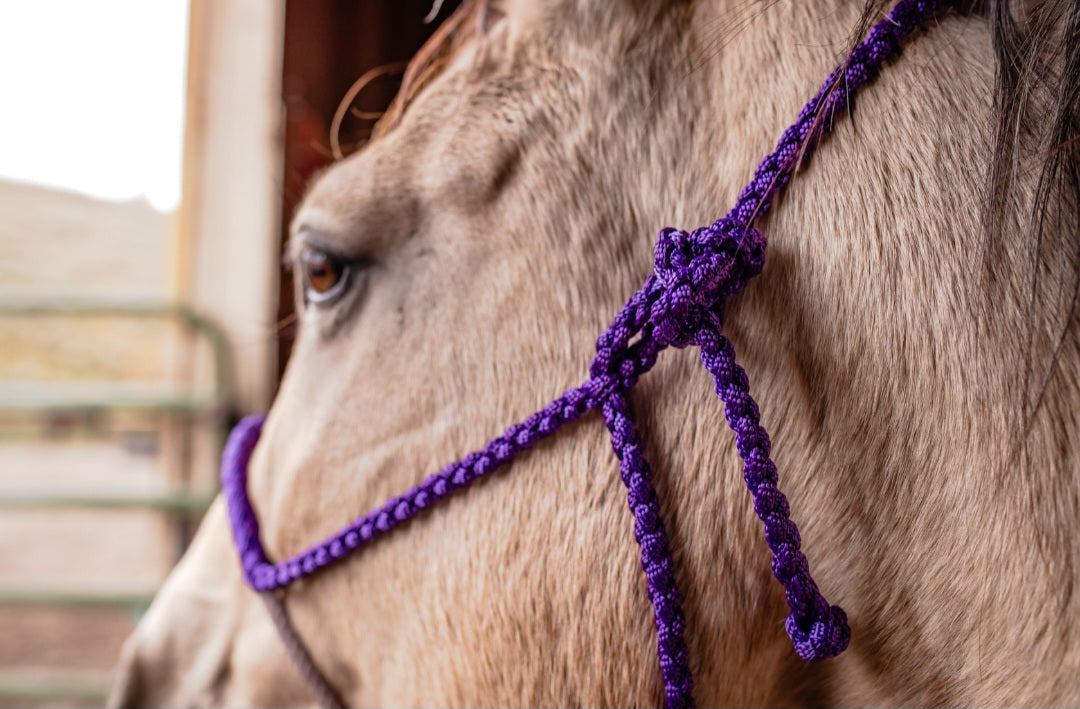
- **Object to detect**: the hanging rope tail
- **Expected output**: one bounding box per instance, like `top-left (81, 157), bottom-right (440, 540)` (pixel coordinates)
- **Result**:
top-left (221, 1), bottom-right (946, 706)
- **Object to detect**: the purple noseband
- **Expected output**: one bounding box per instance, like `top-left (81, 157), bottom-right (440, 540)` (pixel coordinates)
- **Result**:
top-left (222, 1), bottom-right (945, 705)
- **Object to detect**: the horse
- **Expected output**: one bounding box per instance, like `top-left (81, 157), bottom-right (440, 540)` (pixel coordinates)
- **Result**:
top-left (109, 0), bottom-right (1080, 705)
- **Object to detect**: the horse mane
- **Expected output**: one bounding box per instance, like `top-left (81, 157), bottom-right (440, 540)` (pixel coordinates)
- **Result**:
top-left (983, 0), bottom-right (1080, 431)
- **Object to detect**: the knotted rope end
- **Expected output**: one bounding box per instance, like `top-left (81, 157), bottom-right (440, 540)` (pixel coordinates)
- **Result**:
top-left (785, 604), bottom-right (851, 661)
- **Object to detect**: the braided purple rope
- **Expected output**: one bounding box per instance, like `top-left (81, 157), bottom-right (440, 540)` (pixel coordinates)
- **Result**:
top-left (222, 1), bottom-right (944, 706)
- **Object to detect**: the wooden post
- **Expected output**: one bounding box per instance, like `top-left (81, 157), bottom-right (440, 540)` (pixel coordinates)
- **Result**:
top-left (170, 0), bottom-right (286, 500)
top-left (178, 0), bottom-right (286, 418)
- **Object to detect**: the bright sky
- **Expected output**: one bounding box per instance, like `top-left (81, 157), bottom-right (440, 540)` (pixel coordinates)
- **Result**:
top-left (0, 0), bottom-right (189, 212)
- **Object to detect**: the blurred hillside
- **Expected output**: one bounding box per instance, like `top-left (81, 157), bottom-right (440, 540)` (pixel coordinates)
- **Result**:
top-left (0, 180), bottom-right (179, 385)
top-left (0, 179), bottom-right (171, 299)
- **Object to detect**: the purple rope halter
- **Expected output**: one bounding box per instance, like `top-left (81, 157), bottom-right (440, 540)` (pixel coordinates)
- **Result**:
top-left (223, 1), bottom-right (944, 706)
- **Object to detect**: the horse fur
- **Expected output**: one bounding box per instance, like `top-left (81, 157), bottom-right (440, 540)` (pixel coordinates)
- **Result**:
top-left (110, 0), bottom-right (1080, 705)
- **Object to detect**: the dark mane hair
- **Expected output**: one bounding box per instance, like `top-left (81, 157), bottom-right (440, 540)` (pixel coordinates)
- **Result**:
top-left (983, 0), bottom-right (1080, 429)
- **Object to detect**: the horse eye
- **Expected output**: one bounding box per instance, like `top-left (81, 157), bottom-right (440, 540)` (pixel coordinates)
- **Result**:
top-left (299, 246), bottom-right (350, 304)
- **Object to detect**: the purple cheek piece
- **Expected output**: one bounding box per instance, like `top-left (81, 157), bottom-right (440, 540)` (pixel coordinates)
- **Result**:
top-left (222, 1), bottom-right (945, 706)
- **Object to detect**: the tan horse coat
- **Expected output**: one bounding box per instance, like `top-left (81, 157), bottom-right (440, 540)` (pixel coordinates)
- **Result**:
top-left (111, 0), bottom-right (1080, 705)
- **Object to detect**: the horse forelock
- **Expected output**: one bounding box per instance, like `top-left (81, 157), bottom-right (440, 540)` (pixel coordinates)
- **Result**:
top-left (372, 0), bottom-right (497, 140)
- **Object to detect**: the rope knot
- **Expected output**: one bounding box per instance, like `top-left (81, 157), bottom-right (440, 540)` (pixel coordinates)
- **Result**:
top-left (650, 218), bottom-right (766, 348)
top-left (785, 604), bottom-right (851, 661)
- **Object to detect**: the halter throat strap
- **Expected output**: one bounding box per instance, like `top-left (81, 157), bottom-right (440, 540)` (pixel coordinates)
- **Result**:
top-left (261, 591), bottom-right (347, 709)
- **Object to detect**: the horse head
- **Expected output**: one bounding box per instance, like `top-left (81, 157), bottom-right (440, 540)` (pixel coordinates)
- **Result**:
top-left (111, 0), bottom-right (1080, 705)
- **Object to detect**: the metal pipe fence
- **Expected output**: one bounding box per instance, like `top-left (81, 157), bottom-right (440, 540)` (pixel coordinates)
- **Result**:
top-left (0, 300), bottom-right (233, 704)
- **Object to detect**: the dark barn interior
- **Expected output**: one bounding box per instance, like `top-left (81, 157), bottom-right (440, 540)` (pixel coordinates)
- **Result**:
top-left (277, 0), bottom-right (463, 379)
